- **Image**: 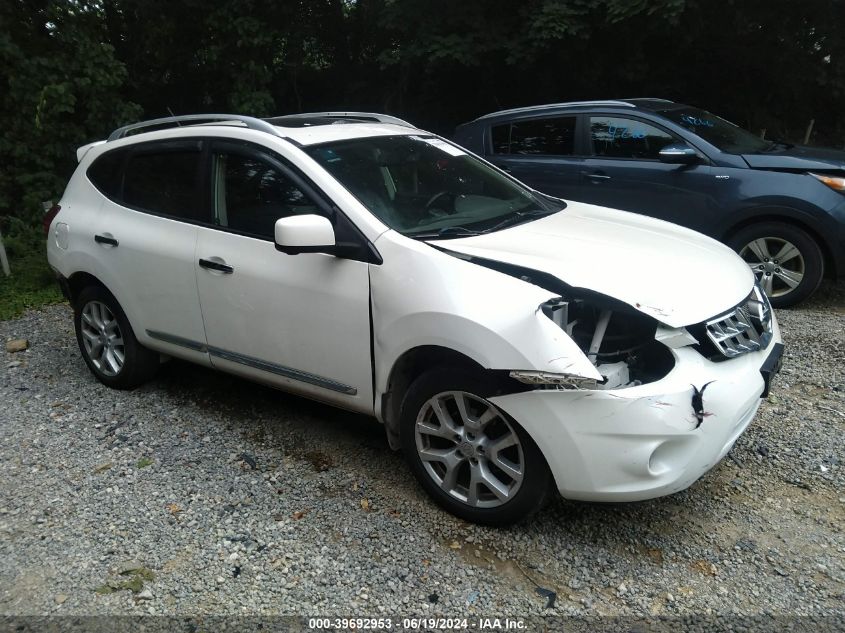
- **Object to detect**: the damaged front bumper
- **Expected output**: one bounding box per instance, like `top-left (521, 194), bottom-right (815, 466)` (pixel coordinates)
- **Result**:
top-left (489, 319), bottom-right (783, 502)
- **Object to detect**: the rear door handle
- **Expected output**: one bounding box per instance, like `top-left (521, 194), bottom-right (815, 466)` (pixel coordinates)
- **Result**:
top-left (198, 258), bottom-right (234, 274)
top-left (495, 164), bottom-right (512, 173)
top-left (94, 234), bottom-right (119, 247)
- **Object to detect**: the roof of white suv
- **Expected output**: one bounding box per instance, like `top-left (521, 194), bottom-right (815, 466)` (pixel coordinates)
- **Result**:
top-left (105, 112), bottom-right (421, 149)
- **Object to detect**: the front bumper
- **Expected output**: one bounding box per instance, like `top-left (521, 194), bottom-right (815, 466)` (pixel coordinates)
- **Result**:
top-left (490, 318), bottom-right (782, 502)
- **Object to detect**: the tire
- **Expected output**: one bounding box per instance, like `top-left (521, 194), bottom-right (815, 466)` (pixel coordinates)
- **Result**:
top-left (73, 286), bottom-right (159, 389)
top-left (399, 368), bottom-right (553, 526)
top-left (728, 222), bottom-right (824, 308)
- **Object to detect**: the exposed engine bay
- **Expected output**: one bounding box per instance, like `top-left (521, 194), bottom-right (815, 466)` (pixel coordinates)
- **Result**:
top-left (539, 296), bottom-right (676, 389)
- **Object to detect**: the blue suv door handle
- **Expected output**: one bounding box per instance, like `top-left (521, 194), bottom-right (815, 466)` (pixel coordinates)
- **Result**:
top-left (582, 171), bottom-right (611, 181)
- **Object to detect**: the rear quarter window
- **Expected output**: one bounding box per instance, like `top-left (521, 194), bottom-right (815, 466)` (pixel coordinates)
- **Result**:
top-left (87, 148), bottom-right (128, 200)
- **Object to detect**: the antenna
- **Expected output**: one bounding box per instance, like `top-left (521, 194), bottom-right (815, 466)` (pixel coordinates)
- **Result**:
top-left (167, 107), bottom-right (181, 126)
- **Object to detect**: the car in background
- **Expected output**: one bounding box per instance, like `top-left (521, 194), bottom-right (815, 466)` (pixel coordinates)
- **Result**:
top-left (454, 99), bottom-right (845, 307)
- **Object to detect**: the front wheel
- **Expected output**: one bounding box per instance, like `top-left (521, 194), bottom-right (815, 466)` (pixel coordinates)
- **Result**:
top-left (728, 222), bottom-right (824, 308)
top-left (400, 369), bottom-right (552, 526)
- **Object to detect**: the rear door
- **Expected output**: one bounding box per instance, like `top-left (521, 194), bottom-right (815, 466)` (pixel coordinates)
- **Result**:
top-left (89, 139), bottom-right (210, 365)
top-left (580, 114), bottom-right (718, 230)
top-left (193, 140), bottom-right (373, 411)
top-left (485, 115), bottom-right (586, 200)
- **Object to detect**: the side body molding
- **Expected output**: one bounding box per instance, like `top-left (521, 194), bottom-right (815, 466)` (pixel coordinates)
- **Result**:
top-left (146, 330), bottom-right (357, 395)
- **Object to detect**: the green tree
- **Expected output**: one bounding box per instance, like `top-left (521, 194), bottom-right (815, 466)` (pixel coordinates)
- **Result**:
top-left (0, 0), bottom-right (140, 219)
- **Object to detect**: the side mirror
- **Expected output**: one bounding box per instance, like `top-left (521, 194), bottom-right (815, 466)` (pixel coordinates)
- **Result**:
top-left (659, 143), bottom-right (699, 164)
top-left (274, 214), bottom-right (335, 255)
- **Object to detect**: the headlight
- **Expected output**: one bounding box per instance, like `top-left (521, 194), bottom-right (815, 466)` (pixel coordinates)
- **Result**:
top-left (809, 172), bottom-right (845, 193)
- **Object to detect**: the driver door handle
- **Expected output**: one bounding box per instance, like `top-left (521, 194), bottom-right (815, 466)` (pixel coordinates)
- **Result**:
top-left (198, 258), bottom-right (234, 274)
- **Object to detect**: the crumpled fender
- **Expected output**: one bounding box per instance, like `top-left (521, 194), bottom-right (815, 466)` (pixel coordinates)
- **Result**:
top-left (370, 233), bottom-right (601, 397)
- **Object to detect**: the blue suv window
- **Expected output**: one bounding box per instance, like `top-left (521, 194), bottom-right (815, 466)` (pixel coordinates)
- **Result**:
top-left (589, 116), bottom-right (675, 160)
top-left (492, 117), bottom-right (576, 155)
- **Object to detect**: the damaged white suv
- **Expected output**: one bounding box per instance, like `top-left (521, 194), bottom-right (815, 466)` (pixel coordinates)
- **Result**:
top-left (47, 113), bottom-right (783, 525)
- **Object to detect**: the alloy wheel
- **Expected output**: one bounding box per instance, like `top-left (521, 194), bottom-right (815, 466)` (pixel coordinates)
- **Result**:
top-left (739, 237), bottom-right (805, 298)
top-left (80, 300), bottom-right (125, 377)
top-left (414, 391), bottom-right (524, 508)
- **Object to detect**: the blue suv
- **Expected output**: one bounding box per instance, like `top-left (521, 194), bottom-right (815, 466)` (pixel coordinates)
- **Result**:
top-left (454, 99), bottom-right (845, 307)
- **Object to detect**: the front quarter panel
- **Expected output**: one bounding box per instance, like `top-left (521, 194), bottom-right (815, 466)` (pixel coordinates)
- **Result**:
top-left (370, 233), bottom-right (601, 401)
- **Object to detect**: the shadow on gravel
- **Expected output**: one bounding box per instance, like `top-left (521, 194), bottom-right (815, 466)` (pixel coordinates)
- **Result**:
top-left (154, 357), bottom-right (394, 464)
top-left (150, 354), bottom-right (696, 544)
top-left (787, 279), bottom-right (845, 312)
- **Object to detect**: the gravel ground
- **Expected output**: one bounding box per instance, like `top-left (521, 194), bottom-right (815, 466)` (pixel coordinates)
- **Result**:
top-left (0, 282), bottom-right (843, 619)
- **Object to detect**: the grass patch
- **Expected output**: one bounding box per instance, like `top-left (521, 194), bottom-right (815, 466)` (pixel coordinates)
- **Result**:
top-left (136, 457), bottom-right (154, 468)
top-left (120, 566), bottom-right (155, 582)
top-left (0, 217), bottom-right (65, 320)
top-left (94, 567), bottom-right (155, 595)
top-left (0, 251), bottom-right (63, 320)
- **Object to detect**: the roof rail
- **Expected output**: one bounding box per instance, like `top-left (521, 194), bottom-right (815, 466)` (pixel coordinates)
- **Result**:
top-left (265, 112), bottom-right (414, 128)
top-left (107, 114), bottom-right (283, 141)
top-left (623, 97), bottom-right (675, 103)
top-left (474, 100), bottom-right (636, 121)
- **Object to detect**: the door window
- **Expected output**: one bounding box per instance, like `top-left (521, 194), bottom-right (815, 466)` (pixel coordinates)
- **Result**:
top-left (123, 146), bottom-right (202, 220)
top-left (212, 152), bottom-right (321, 239)
top-left (589, 116), bottom-right (675, 160)
top-left (491, 117), bottom-right (576, 155)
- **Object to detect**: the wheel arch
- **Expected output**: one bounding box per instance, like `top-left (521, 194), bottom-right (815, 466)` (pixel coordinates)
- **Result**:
top-left (67, 271), bottom-right (111, 306)
top-left (379, 345), bottom-right (520, 450)
top-left (722, 210), bottom-right (836, 280)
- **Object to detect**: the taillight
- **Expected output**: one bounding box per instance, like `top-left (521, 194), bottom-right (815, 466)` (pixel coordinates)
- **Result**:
top-left (43, 204), bottom-right (61, 236)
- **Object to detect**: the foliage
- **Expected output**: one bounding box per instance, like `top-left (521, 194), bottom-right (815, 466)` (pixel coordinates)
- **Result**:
top-left (0, 1), bottom-right (141, 221)
top-left (0, 0), bottom-right (844, 317)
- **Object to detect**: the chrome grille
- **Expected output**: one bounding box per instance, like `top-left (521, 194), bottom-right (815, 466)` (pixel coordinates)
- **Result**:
top-left (705, 285), bottom-right (773, 358)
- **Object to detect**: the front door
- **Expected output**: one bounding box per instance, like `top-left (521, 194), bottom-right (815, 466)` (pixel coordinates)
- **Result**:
top-left (581, 115), bottom-right (717, 231)
top-left (194, 140), bottom-right (373, 411)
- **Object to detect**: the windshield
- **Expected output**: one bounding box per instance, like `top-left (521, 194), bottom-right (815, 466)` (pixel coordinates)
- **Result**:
top-left (305, 135), bottom-right (560, 237)
top-left (658, 107), bottom-right (772, 154)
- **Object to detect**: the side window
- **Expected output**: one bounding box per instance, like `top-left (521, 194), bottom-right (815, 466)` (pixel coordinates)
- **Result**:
top-left (589, 116), bottom-right (675, 160)
top-left (491, 117), bottom-right (576, 155)
top-left (123, 148), bottom-right (202, 220)
top-left (87, 148), bottom-right (128, 201)
top-left (213, 151), bottom-right (320, 239)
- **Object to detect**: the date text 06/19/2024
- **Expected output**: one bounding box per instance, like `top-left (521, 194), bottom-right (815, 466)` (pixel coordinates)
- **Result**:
top-left (307, 617), bottom-right (527, 630)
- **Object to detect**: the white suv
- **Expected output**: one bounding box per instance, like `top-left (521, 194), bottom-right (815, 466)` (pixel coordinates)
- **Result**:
top-left (47, 113), bottom-right (783, 525)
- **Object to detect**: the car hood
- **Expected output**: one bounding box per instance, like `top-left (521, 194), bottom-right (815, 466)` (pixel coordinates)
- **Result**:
top-left (428, 201), bottom-right (754, 328)
top-left (743, 145), bottom-right (845, 171)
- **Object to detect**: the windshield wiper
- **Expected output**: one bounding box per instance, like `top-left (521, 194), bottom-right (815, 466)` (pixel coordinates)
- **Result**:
top-left (480, 208), bottom-right (555, 234)
top-left (411, 226), bottom-right (484, 240)
top-left (761, 139), bottom-right (794, 152)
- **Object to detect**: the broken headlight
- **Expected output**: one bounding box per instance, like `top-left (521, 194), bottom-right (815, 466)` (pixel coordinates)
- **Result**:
top-left (540, 295), bottom-right (676, 388)
top-left (509, 371), bottom-right (599, 389)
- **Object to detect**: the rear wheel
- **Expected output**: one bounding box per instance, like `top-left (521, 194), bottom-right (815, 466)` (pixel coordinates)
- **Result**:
top-left (728, 222), bottom-right (824, 308)
top-left (74, 286), bottom-right (159, 389)
top-left (400, 368), bottom-right (552, 526)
